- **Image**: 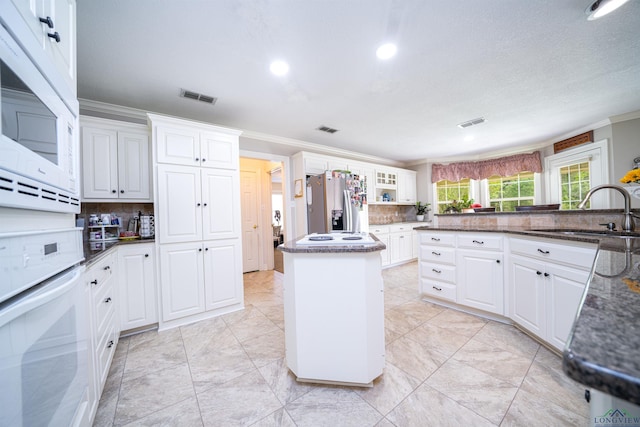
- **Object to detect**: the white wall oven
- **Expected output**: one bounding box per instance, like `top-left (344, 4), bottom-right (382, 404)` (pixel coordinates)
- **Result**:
top-left (0, 23), bottom-right (79, 214)
top-left (0, 228), bottom-right (88, 426)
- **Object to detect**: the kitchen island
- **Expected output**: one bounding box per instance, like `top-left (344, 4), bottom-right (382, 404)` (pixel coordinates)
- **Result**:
top-left (278, 233), bottom-right (386, 386)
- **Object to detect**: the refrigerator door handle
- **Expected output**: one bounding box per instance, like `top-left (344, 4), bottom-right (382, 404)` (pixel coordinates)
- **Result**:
top-left (344, 190), bottom-right (352, 232)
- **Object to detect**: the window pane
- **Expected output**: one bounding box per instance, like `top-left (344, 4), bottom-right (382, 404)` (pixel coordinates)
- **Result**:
top-left (486, 173), bottom-right (537, 212)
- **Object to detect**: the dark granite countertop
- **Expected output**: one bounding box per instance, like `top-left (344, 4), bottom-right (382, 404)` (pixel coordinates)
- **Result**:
top-left (278, 233), bottom-right (386, 253)
top-left (83, 237), bottom-right (155, 267)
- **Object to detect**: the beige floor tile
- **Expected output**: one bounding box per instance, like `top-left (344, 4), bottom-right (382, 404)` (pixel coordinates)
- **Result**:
top-left (426, 358), bottom-right (518, 424)
top-left (386, 383), bottom-right (495, 427)
top-left (285, 387), bottom-right (383, 427)
top-left (115, 363), bottom-right (196, 426)
top-left (452, 338), bottom-right (535, 386)
top-left (120, 397), bottom-right (203, 427)
top-left (249, 408), bottom-right (296, 427)
top-left (426, 308), bottom-right (488, 337)
top-left (405, 322), bottom-right (471, 357)
top-left (384, 307), bottom-right (424, 335)
top-left (240, 328), bottom-right (285, 368)
top-left (255, 304), bottom-right (285, 330)
top-left (197, 369), bottom-right (282, 427)
top-left (225, 309), bottom-right (280, 343)
top-left (473, 321), bottom-right (540, 359)
top-left (354, 362), bottom-right (422, 415)
top-left (122, 328), bottom-right (188, 381)
top-left (501, 388), bottom-right (588, 427)
top-left (257, 358), bottom-right (314, 405)
top-left (385, 335), bottom-right (449, 381)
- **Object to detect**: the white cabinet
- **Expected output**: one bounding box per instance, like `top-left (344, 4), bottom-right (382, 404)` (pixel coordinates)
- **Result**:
top-left (85, 251), bottom-right (119, 417)
top-left (156, 164), bottom-right (240, 244)
top-left (160, 239), bottom-right (242, 322)
top-left (389, 223), bottom-right (414, 265)
top-left (2, 0), bottom-right (76, 98)
top-left (456, 234), bottom-right (504, 315)
top-left (418, 231), bottom-right (457, 302)
top-left (396, 169), bottom-right (417, 204)
top-left (150, 115), bottom-right (244, 328)
top-left (508, 236), bottom-right (597, 350)
top-left (155, 125), bottom-right (239, 170)
top-left (81, 119), bottom-right (151, 201)
top-left (117, 243), bottom-right (157, 332)
top-left (370, 225), bottom-right (390, 266)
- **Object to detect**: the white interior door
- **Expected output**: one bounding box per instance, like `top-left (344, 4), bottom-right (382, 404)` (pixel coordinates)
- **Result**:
top-left (240, 170), bottom-right (261, 272)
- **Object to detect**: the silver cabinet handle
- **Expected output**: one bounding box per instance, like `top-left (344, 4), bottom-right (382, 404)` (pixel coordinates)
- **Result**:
top-left (433, 286), bottom-right (442, 291)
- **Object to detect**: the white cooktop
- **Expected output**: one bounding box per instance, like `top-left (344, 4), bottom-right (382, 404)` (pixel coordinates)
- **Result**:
top-left (296, 232), bottom-right (377, 246)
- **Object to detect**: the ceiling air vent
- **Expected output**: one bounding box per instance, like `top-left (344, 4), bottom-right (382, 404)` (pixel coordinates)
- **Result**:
top-left (180, 89), bottom-right (217, 105)
top-left (316, 125), bottom-right (339, 134)
top-left (457, 117), bottom-right (486, 129)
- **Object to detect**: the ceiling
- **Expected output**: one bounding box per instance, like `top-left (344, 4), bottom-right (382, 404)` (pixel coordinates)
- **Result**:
top-left (76, 1), bottom-right (640, 163)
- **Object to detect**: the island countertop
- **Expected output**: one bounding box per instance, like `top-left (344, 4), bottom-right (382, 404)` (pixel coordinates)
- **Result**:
top-left (277, 233), bottom-right (386, 253)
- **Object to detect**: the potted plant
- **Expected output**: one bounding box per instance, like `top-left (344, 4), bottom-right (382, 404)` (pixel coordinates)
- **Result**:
top-left (444, 198), bottom-right (475, 213)
top-left (414, 201), bottom-right (431, 221)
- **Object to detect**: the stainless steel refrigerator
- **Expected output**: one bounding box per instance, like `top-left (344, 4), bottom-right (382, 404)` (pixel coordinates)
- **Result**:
top-left (306, 171), bottom-right (368, 234)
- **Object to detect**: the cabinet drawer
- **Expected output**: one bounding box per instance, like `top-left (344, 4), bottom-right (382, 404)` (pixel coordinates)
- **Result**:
top-left (370, 226), bottom-right (390, 235)
top-left (420, 279), bottom-right (456, 302)
top-left (95, 314), bottom-right (118, 388)
top-left (93, 276), bottom-right (116, 337)
top-left (420, 246), bottom-right (456, 265)
top-left (390, 223), bottom-right (415, 233)
top-left (418, 231), bottom-right (455, 247)
top-left (87, 252), bottom-right (115, 287)
top-left (457, 234), bottom-right (503, 251)
top-left (420, 261), bottom-right (456, 283)
top-left (510, 237), bottom-right (597, 270)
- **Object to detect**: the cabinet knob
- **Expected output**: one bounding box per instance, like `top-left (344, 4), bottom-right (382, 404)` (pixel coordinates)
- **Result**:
top-left (536, 271), bottom-right (543, 275)
top-left (199, 248), bottom-right (202, 252)
top-left (544, 272), bottom-right (550, 277)
top-left (112, 190), bottom-right (117, 194)
top-left (145, 254), bottom-right (149, 258)
top-left (120, 190), bottom-right (125, 193)
top-left (202, 158), bottom-right (206, 162)
top-left (195, 157), bottom-right (200, 162)
top-left (203, 203), bottom-right (207, 207)
top-left (47, 32), bottom-right (61, 43)
top-left (496, 259), bottom-right (501, 263)
top-left (205, 247), bottom-right (209, 251)
top-left (39, 16), bottom-right (54, 28)
top-left (197, 203), bottom-right (201, 207)
top-left (107, 340), bottom-right (114, 349)
top-left (537, 249), bottom-right (550, 255)
top-left (104, 297), bottom-right (112, 303)
top-left (104, 265), bottom-right (110, 270)
top-left (91, 279), bottom-right (98, 285)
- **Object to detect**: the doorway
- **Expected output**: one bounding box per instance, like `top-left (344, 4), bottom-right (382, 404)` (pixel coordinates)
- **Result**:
top-left (239, 156), bottom-right (288, 273)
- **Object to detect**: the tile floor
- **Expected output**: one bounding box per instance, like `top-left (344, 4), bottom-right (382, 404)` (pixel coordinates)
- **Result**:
top-left (93, 261), bottom-right (589, 426)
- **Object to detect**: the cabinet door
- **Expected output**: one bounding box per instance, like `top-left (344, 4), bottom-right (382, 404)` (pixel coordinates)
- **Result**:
top-left (390, 232), bottom-right (412, 263)
top-left (201, 169), bottom-right (240, 240)
top-left (156, 165), bottom-right (202, 243)
top-left (397, 170), bottom-right (417, 204)
top-left (159, 242), bottom-right (205, 321)
top-left (203, 239), bottom-right (243, 310)
top-left (82, 126), bottom-right (118, 199)
top-left (47, 0), bottom-right (75, 86)
top-left (5, 0), bottom-right (45, 50)
top-left (546, 263), bottom-right (589, 350)
top-left (156, 126), bottom-right (200, 166)
top-left (200, 131), bottom-right (239, 170)
top-left (117, 131), bottom-right (150, 200)
top-left (377, 233), bottom-right (390, 266)
top-left (117, 243), bottom-right (157, 331)
top-left (509, 254), bottom-right (545, 336)
top-left (457, 250), bottom-right (504, 315)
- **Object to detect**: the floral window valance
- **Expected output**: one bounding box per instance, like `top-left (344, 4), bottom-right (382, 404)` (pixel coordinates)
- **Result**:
top-left (431, 151), bottom-right (542, 183)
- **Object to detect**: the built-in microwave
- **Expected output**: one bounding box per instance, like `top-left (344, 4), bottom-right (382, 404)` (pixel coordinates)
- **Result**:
top-left (0, 23), bottom-right (79, 214)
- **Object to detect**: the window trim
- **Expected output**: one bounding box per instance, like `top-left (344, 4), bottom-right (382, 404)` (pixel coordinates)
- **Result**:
top-left (544, 139), bottom-right (609, 209)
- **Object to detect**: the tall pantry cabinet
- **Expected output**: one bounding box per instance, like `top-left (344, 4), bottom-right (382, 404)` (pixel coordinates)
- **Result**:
top-left (149, 114), bottom-right (244, 329)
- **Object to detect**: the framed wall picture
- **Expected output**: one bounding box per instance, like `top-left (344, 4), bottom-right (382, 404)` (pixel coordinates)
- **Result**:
top-left (294, 179), bottom-right (303, 198)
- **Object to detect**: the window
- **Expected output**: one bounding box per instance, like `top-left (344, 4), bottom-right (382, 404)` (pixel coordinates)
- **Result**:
top-left (487, 172), bottom-right (535, 212)
top-left (435, 179), bottom-right (471, 213)
top-left (559, 162), bottom-right (591, 209)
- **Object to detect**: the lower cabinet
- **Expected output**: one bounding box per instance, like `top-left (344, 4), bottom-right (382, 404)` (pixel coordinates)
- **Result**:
top-left (85, 251), bottom-right (119, 422)
top-left (370, 226), bottom-right (390, 266)
top-left (159, 239), bottom-right (243, 323)
top-left (371, 223), bottom-right (421, 268)
top-left (117, 243), bottom-right (157, 332)
top-left (457, 249), bottom-right (504, 315)
top-left (510, 253), bottom-right (591, 350)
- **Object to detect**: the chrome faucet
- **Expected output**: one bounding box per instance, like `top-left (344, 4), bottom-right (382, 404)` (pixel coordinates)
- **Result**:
top-left (577, 184), bottom-right (635, 232)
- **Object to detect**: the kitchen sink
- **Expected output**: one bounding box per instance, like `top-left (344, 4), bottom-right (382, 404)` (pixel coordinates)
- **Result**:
top-left (531, 229), bottom-right (640, 239)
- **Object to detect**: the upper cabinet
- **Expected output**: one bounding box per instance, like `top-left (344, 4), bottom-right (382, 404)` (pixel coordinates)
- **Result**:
top-left (1, 0), bottom-right (77, 101)
top-left (397, 169), bottom-right (417, 204)
top-left (156, 125), bottom-right (239, 170)
top-left (81, 117), bottom-right (151, 201)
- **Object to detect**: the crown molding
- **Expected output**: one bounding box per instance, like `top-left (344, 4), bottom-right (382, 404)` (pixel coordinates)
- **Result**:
top-left (79, 98), bottom-right (149, 122)
top-left (610, 109), bottom-right (640, 123)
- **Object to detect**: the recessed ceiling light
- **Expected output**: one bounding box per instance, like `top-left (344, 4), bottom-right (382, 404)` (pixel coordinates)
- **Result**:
top-left (376, 43), bottom-right (397, 60)
top-left (585, 0), bottom-right (630, 20)
top-left (270, 60), bottom-right (289, 76)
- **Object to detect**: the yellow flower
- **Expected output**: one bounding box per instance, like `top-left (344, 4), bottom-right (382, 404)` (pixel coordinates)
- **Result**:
top-left (619, 168), bottom-right (640, 184)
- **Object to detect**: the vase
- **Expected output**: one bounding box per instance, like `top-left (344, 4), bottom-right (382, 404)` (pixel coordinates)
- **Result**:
top-left (416, 215), bottom-right (425, 222)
